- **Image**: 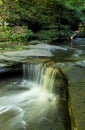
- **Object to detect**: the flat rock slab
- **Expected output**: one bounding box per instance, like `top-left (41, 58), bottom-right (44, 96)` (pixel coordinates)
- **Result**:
top-left (3, 49), bottom-right (53, 57)
top-left (0, 49), bottom-right (53, 74)
top-left (29, 43), bottom-right (68, 51)
top-left (0, 49), bottom-right (53, 63)
top-left (0, 63), bottom-right (8, 67)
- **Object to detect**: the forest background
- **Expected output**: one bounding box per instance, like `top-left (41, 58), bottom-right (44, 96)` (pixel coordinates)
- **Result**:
top-left (0, 0), bottom-right (85, 50)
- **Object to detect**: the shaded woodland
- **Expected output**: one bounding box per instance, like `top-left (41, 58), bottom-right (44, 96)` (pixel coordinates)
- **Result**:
top-left (0, 0), bottom-right (85, 44)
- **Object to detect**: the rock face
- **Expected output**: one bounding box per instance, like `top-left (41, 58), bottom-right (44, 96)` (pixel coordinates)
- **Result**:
top-left (0, 62), bottom-right (22, 78)
top-left (0, 46), bottom-right (54, 77)
top-left (11, 26), bottom-right (26, 34)
top-left (67, 66), bottom-right (85, 130)
top-left (53, 62), bottom-right (85, 130)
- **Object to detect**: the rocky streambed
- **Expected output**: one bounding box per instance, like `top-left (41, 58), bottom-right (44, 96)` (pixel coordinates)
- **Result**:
top-left (0, 41), bottom-right (85, 130)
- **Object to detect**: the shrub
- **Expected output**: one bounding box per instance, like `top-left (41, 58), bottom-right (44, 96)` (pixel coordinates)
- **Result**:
top-left (0, 25), bottom-right (33, 42)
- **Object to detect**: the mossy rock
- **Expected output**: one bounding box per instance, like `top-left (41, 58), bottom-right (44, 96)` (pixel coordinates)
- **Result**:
top-left (33, 29), bottom-right (57, 43)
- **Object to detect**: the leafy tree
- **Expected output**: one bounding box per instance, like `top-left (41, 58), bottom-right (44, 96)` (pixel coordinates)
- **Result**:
top-left (0, 0), bottom-right (85, 32)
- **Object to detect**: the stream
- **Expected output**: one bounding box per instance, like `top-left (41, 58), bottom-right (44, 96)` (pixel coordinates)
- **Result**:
top-left (0, 41), bottom-right (85, 130)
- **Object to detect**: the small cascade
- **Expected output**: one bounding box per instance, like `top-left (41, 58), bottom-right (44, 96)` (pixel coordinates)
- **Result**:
top-left (0, 62), bottom-right (70, 130)
top-left (42, 67), bottom-right (59, 93)
top-left (22, 62), bottom-right (61, 121)
top-left (22, 62), bottom-right (64, 94)
top-left (22, 62), bottom-right (66, 94)
top-left (23, 62), bottom-right (46, 85)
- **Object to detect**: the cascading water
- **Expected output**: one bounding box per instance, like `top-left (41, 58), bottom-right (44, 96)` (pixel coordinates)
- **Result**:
top-left (22, 63), bottom-right (61, 92)
top-left (0, 62), bottom-right (69, 130)
top-left (22, 62), bottom-right (45, 85)
top-left (22, 63), bottom-right (60, 121)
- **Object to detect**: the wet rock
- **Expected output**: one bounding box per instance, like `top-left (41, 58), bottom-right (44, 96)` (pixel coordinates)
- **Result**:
top-left (33, 29), bottom-right (57, 43)
top-left (0, 47), bottom-right (54, 78)
top-left (0, 63), bottom-right (10, 73)
top-left (11, 26), bottom-right (26, 35)
top-left (52, 36), bottom-right (69, 44)
top-left (67, 66), bottom-right (85, 130)
top-left (0, 63), bottom-right (8, 67)
top-left (0, 48), bottom-right (53, 63)
top-left (29, 43), bottom-right (68, 51)
top-left (75, 60), bottom-right (85, 67)
top-left (54, 62), bottom-right (85, 130)
top-left (71, 37), bottom-right (85, 45)
top-left (3, 49), bottom-right (53, 58)
top-left (28, 40), bottom-right (43, 45)
top-left (0, 55), bottom-right (22, 78)
top-left (0, 64), bottom-right (22, 78)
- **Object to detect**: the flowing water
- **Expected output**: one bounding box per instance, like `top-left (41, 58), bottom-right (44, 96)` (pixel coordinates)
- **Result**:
top-left (0, 63), bottom-right (67, 130)
top-left (0, 41), bottom-right (85, 130)
top-left (0, 62), bottom-right (70, 130)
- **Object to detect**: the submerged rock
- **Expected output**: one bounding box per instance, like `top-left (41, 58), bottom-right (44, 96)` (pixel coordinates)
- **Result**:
top-left (71, 38), bottom-right (85, 45)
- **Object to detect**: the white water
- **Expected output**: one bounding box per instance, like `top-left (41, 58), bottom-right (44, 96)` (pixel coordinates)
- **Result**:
top-left (0, 63), bottom-right (63, 130)
top-left (21, 63), bottom-right (60, 122)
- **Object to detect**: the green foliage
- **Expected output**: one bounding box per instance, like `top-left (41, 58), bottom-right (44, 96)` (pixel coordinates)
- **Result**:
top-left (34, 29), bottom-right (57, 43)
top-left (0, 41), bottom-right (25, 52)
top-left (0, 0), bottom-right (85, 35)
top-left (0, 25), bottom-right (33, 42)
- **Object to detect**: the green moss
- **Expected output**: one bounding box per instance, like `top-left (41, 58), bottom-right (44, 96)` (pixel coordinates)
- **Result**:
top-left (0, 41), bottom-right (26, 52)
top-left (34, 30), bottom-right (56, 43)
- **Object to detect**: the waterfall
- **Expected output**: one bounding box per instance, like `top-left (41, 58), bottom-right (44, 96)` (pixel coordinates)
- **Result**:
top-left (23, 62), bottom-right (45, 85)
top-left (42, 67), bottom-right (59, 93)
top-left (0, 62), bottom-right (68, 130)
top-left (22, 62), bottom-right (60, 122)
top-left (22, 62), bottom-right (64, 94)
